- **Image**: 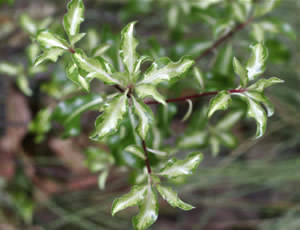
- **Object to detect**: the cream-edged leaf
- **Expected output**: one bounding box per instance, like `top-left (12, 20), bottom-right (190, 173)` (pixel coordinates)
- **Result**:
top-left (132, 96), bottom-right (154, 140)
top-left (17, 75), bottom-right (32, 96)
top-left (208, 91), bottom-right (232, 118)
top-left (254, 0), bottom-right (281, 17)
top-left (177, 131), bottom-right (208, 149)
top-left (233, 57), bottom-right (248, 87)
top-left (159, 152), bottom-right (203, 179)
top-left (0, 62), bottom-right (19, 76)
top-left (216, 111), bottom-right (243, 130)
top-left (98, 169), bottom-right (109, 191)
top-left (63, 0), bottom-right (85, 44)
top-left (156, 185), bottom-right (194, 211)
top-left (120, 21), bottom-right (139, 77)
top-left (91, 91), bottom-right (128, 140)
top-left (132, 186), bottom-right (159, 230)
top-left (112, 185), bottom-right (147, 216)
top-left (246, 43), bottom-right (268, 81)
top-left (247, 77), bottom-right (284, 92)
top-left (36, 31), bottom-right (70, 50)
top-left (34, 48), bottom-right (65, 66)
top-left (72, 49), bottom-right (121, 85)
top-left (66, 63), bottom-right (90, 92)
top-left (193, 66), bottom-right (205, 91)
top-left (125, 145), bottom-right (146, 160)
top-left (138, 56), bottom-right (194, 85)
top-left (19, 14), bottom-right (37, 35)
top-left (244, 91), bottom-right (274, 117)
top-left (135, 84), bottom-right (166, 106)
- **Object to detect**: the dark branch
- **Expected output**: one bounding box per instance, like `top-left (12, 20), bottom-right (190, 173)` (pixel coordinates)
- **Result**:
top-left (144, 89), bottom-right (247, 105)
top-left (195, 17), bottom-right (253, 62)
top-left (142, 140), bottom-right (152, 174)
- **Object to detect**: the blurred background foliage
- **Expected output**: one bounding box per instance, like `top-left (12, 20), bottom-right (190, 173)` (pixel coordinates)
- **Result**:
top-left (0, 0), bottom-right (299, 229)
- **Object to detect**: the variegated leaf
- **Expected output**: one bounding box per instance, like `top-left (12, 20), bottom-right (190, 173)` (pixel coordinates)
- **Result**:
top-left (208, 91), bottom-right (232, 118)
top-left (159, 152), bottom-right (203, 179)
top-left (193, 66), bottom-right (205, 91)
top-left (19, 14), bottom-right (37, 35)
top-left (233, 57), bottom-right (248, 87)
top-left (63, 0), bottom-right (85, 45)
top-left (0, 62), bottom-right (19, 76)
top-left (16, 75), bottom-right (32, 96)
top-left (243, 91), bottom-right (274, 117)
top-left (135, 84), bottom-right (166, 105)
top-left (247, 77), bottom-right (284, 92)
top-left (36, 31), bottom-right (70, 50)
top-left (125, 145), bottom-right (146, 160)
top-left (132, 96), bottom-right (154, 140)
top-left (156, 185), bottom-right (194, 211)
top-left (137, 56), bottom-right (194, 85)
top-left (177, 131), bottom-right (208, 149)
top-left (132, 186), bottom-right (159, 230)
top-left (112, 185), bottom-right (147, 216)
top-left (246, 43), bottom-right (268, 81)
top-left (72, 49), bottom-right (121, 85)
top-left (91, 91), bottom-right (128, 140)
top-left (34, 48), bottom-right (65, 66)
top-left (66, 63), bottom-right (89, 92)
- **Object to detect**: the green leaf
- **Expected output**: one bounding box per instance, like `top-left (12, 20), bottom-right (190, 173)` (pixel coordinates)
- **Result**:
top-left (216, 111), bottom-right (243, 130)
top-left (192, 0), bottom-right (223, 9)
top-left (16, 75), bottom-right (32, 96)
top-left (53, 94), bottom-right (104, 137)
top-left (92, 43), bottom-right (111, 57)
top-left (214, 44), bottom-right (233, 76)
top-left (120, 21), bottom-right (139, 77)
top-left (26, 43), bottom-right (40, 65)
top-left (63, 0), bottom-right (85, 45)
top-left (36, 30), bottom-right (70, 50)
top-left (159, 152), bottom-right (203, 179)
top-left (247, 77), bottom-right (284, 92)
top-left (239, 94), bottom-right (267, 139)
top-left (138, 56), bottom-right (194, 85)
top-left (132, 186), bottom-right (159, 230)
top-left (98, 169), bottom-right (109, 190)
top-left (29, 108), bottom-right (52, 142)
top-left (208, 91), bottom-right (232, 118)
top-left (72, 49), bottom-right (121, 85)
top-left (193, 67), bottom-right (205, 91)
top-left (66, 63), bottom-right (90, 92)
top-left (0, 62), bottom-right (19, 76)
top-left (177, 131), bottom-right (208, 149)
top-left (34, 48), bottom-right (65, 66)
top-left (132, 96), bottom-right (154, 140)
top-left (231, 1), bottom-right (248, 22)
top-left (135, 84), bottom-right (166, 105)
top-left (125, 145), bottom-right (146, 160)
top-left (254, 0), bottom-right (280, 17)
top-left (246, 43), bottom-right (268, 81)
top-left (112, 185), bottom-right (147, 216)
top-left (19, 14), bottom-right (37, 35)
top-left (233, 57), bottom-right (248, 87)
top-left (91, 91), bottom-right (128, 140)
top-left (156, 185), bottom-right (194, 211)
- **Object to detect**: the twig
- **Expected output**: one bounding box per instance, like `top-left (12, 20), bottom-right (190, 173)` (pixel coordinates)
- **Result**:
top-left (142, 140), bottom-right (152, 174)
top-left (144, 89), bottom-right (247, 105)
top-left (195, 17), bottom-right (254, 62)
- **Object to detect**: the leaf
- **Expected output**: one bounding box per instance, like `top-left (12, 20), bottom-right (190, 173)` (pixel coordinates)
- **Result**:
top-left (208, 91), bottom-right (232, 118)
top-left (254, 0), bottom-right (281, 17)
top-left (244, 91), bottom-right (275, 117)
top-left (193, 66), bottom-right (205, 91)
top-left (246, 43), bottom-right (268, 81)
top-left (132, 96), bottom-right (154, 140)
top-left (16, 75), bottom-right (32, 96)
top-left (132, 186), bottom-right (159, 230)
top-left (125, 145), bottom-right (146, 160)
top-left (181, 99), bottom-right (193, 122)
top-left (247, 77), bottom-right (284, 92)
top-left (239, 94), bottom-right (267, 139)
top-left (135, 84), bottom-right (166, 105)
top-left (233, 57), bottom-right (248, 87)
top-left (112, 185), bottom-right (147, 216)
top-left (91, 91), bottom-right (128, 140)
top-left (231, 1), bottom-right (248, 22)
top-left (159, 152), bottom-right (203, 179)
top-left (53, 94), bottom-right (104, 137)
top-left (66, 63), bottom-right (90, 92)
top-left (216, 111), bottom-right (243, 130)
top-left (19, 14), bottom-right (37, 35)
top-left (34, 48), bottom-right (65, 66)
top-left (98, 169), bottom-right (109, 190)
top-left (63, 0), bottom-right (85, 45)
top-left (147, 148), bottom-right (168, 157)
top-left (138, 56), bottom-right (194, 85)
top-left (177, 131), bottom-right (208, 149)
top-left (36, 30), bottom-right (70, 50)
top-left (0, 62), bottom-right (19, 76)
top-left (214, 44), bottom-right (233, 76)
top-left (156, 185), bottom-right (194, 211)
top-left (26, 43), bottom-right (40, 65)
top-left (72, 49), bottom-right (121, 85)
top-left (120, 21), bottom-right (139, 77)
top-left (92, 43), bottom-right (111, 57)
top-left (29, 108), bottom-right (52, 142)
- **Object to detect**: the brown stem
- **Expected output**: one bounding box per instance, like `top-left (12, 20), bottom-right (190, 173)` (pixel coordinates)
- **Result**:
top-left (195, 17), bottom-right (253, 62)
top-left (142, 140), bottom-right (152, 174)
top-left (145, 89), bottom-right (247, 105)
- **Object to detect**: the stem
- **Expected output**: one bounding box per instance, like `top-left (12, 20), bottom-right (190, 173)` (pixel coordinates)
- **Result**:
top-left (145, 89), bottom-right (247, 105)
top-left (142, 140), bottom-right (152, 174)
top-left (195, 17), bottom-right (253, 62)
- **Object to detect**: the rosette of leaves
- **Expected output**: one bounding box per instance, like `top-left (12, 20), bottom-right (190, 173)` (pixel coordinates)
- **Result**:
top-left (207, 42), bottom-right (284, 138)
